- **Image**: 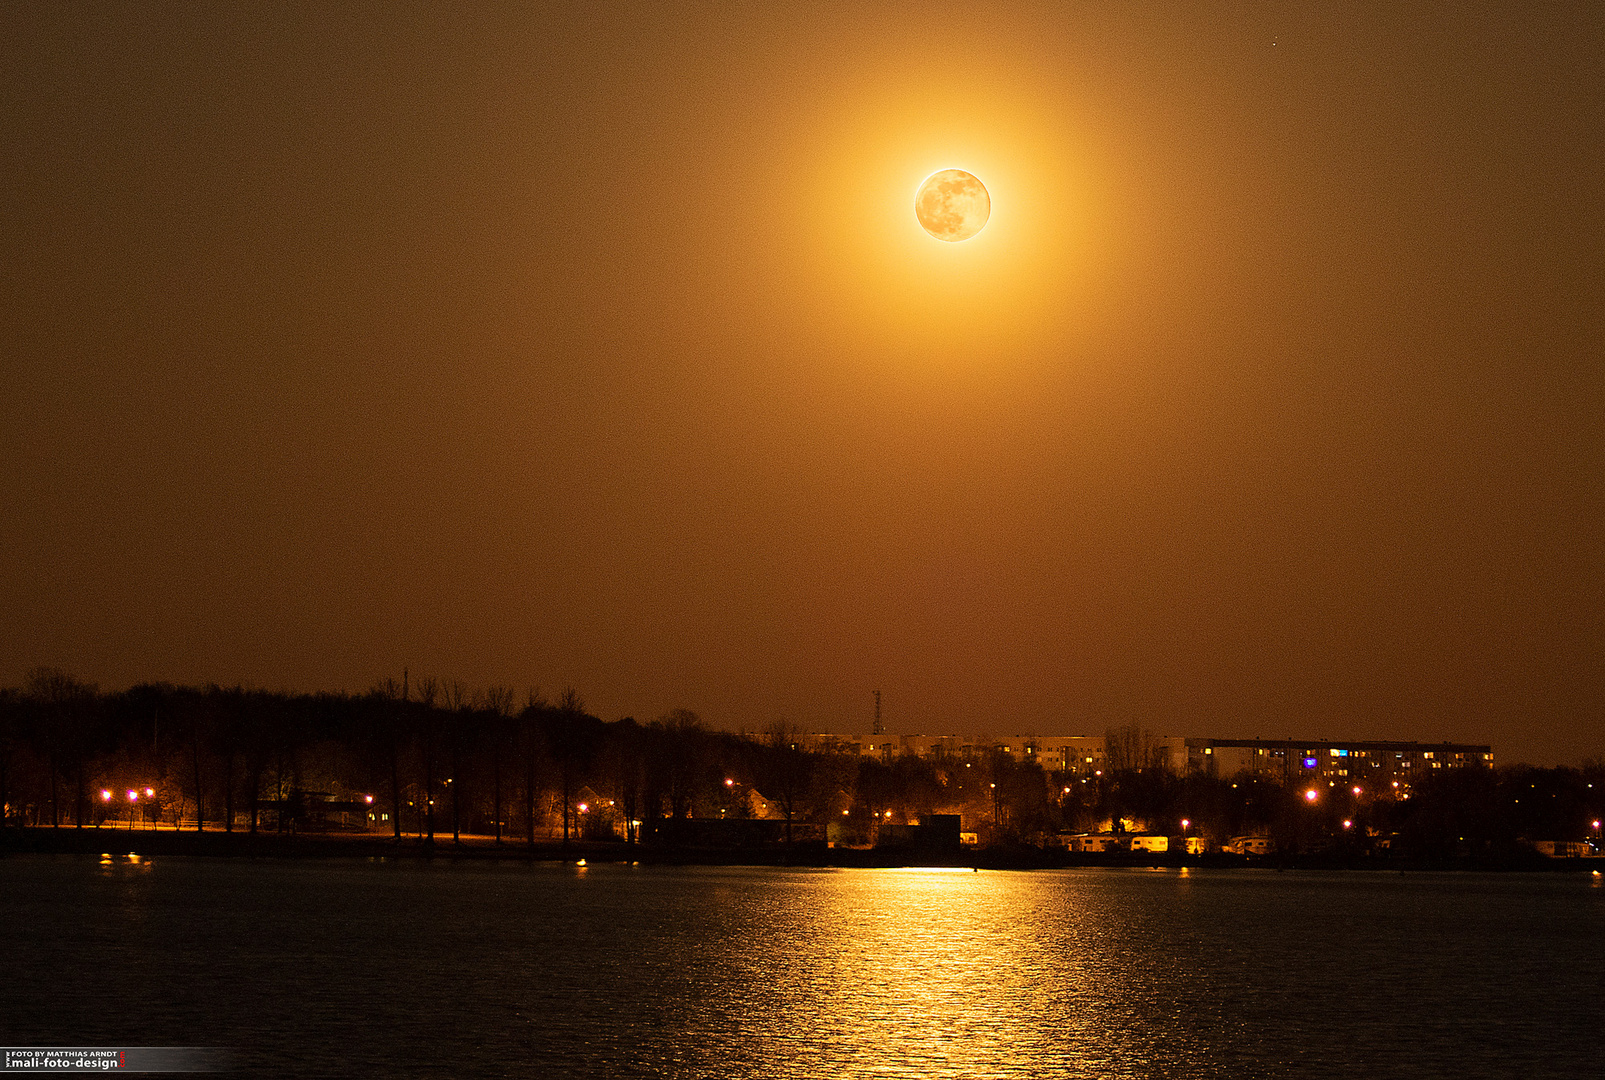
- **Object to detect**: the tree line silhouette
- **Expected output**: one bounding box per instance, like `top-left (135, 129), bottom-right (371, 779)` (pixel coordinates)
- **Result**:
top-left (1, 668), bottom-right (1600, 859)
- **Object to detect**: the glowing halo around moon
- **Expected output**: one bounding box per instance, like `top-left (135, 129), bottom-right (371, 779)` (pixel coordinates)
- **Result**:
top-left (914, 169), bottom-right (990, 241)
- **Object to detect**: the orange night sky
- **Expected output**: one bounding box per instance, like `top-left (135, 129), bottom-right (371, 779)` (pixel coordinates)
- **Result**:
top-left (3, 4), bottom-right (1602, 764)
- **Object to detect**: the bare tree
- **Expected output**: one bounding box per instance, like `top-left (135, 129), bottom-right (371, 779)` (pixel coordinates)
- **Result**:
top-left (372, 675), bottom-right (407, 842)
top-left (590, 716), bottom-right (650, 845)
top-left (190, 701), bottom-right (207, 832)
top-left (0, 687), bottom-right (17, 830)
top-left (415, 676), bottom-right (440, 843)
top-left (1104, 725), bottom-right (1168, 775)
top-left (481, 686), bottom-right (516, 844)
top-left (442, 680), bottom-right (469, 844)
top-left (659, 708), bottom-right (706, 831)
top-left (545, 689), bottom-right (600, 845)
top-left (25, 668), bottom-right (98, 828)
top-left (758, 722), bottom-right (814, 849)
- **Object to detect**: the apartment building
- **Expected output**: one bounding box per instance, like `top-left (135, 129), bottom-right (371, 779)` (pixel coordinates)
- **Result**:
top-left (1185, 738), bottom-right (1493, 791)
top-left (793, 733), bottom-right (1492, 793)
top-left (800, 732), bottom-right (1188, 774)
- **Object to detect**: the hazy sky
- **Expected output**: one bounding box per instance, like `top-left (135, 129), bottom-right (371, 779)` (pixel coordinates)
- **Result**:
top-left (4, 3), bottom-right (1601, 764)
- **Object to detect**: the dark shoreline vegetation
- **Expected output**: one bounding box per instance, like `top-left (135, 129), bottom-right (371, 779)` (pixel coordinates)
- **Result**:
top-left (3, 825), bottom-right (1600, 873)
top-left (2, 668), bottom-right (1601, 868)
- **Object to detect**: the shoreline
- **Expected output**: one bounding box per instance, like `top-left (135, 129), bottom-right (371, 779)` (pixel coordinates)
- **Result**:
top-left (2, 826), bottom-right (1598, 873)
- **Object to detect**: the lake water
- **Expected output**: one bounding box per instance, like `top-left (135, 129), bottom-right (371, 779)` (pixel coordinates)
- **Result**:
top-left (2, 855), bottom-right (1602, 1077)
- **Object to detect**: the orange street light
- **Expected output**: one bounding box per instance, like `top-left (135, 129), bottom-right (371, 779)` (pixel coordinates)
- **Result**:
top-left (1342, 819), bottom-right (1353, 829)
top-left (724, 778), bottom-right (735, 788)
top-left (1304, 790), bottom-right (1319, 803)
top-left (101, 790), bottom-right (112, 802)
top-left (127, 790), bottom-right (138, 801)
top-left (143, 787), bottom-right (154, 797)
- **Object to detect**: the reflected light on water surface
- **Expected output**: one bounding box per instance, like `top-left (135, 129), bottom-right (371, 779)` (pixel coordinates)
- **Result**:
top-left (683, 868), bottom-right (1179, 1078)
top-left (10, 861), bottom-right (1603, 1078)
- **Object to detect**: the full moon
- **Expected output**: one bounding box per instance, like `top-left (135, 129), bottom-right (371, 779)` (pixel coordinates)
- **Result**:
top-left (914, 169), bottom-right (990, 242)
